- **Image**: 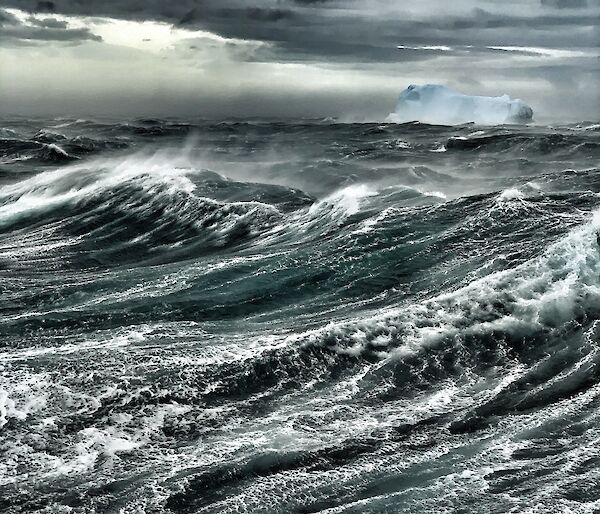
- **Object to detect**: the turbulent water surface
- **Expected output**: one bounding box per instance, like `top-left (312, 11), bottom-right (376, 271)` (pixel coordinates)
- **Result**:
top-left (1, 117), bottom-right (600, 513)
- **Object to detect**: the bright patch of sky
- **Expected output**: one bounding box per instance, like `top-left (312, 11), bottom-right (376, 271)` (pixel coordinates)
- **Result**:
top-left (4, 8), bottom-right (264, 53)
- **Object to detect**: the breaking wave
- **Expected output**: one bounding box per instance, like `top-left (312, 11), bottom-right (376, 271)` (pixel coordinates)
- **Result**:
top-left (1, 117), bottom-right (599, 513)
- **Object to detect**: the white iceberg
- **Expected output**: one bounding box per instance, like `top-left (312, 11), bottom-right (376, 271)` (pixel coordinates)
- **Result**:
top-left (387, 84), bottom-right (533, 125)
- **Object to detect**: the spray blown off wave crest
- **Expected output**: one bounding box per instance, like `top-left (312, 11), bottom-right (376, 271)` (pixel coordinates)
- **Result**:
top-left (0, 117), bottom-right (599, 513)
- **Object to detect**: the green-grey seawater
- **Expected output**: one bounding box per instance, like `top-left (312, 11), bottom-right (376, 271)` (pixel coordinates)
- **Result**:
top-left (1, 118), bottom-right (599, 513)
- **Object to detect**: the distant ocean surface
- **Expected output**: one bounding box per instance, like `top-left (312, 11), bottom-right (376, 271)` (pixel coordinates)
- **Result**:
top-left (1, 117), bottom-right (600, 513)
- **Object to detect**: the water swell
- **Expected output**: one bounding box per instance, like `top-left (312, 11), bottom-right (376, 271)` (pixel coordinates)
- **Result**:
top-left (0, 153), bottom-right (301, 267)
top-left (157, 210), bottom-right (600, 511)
top-left (0, 130), bottom-right (129, 166)
top-left (162, 214), bottom-right (600, 512)
top-left (309, 207), bottom-right (600, 353)
top-left (446, 132), bottom-right (600, 157)
top-left (1, 117), bottom-right (599, 513)
top-left (0, 138), bottom-right (78, 164)
top-left (13, 205), bottom-right (596, 418)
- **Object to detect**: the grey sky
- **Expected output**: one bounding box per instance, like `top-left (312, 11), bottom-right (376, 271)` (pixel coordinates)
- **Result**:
top-left (0, 0), bottom-right (598, 120)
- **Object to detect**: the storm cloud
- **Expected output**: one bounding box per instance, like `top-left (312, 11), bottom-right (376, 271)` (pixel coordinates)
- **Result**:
top-left (0, 0), bottom-right (598, 120)
top-left (0, 6), bottom-right (101, 43)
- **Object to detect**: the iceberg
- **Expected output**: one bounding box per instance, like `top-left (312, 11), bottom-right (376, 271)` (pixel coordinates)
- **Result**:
top-left (387, 84), bottom-right (533, 125)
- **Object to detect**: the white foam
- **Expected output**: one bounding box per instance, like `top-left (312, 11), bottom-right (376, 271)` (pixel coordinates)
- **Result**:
top-left (498, 188), bottom-right (525, 201)
top-left (0, 376), bottom-right (49, 428)
top-left (299, 208), bottom-right (600, 359)
top-left (308, 184), bottom-right (377, 218)
top-left (0, 147), bottom-right (198, 227)
top-left (0, 327), bottom-right (148, 363)
top-left (393, 139), bottom-right (412, 149)
top-left (43, 143), bottom-right (71, 157)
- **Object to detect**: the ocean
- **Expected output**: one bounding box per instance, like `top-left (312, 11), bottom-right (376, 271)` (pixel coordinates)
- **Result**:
top-left (1, 117), bottom-right (599, 513)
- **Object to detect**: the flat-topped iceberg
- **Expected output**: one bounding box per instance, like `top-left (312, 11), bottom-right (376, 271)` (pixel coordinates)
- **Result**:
top-left (387, 84), bottom-right (533, 125)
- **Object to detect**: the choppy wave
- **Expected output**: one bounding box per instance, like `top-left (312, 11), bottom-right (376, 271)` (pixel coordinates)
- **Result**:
top-left (0, 117), bottom-right (599, 513)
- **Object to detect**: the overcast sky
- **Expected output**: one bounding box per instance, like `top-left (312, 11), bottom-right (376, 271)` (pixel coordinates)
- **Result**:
top-left (0, 0), bottom-right (598, 121)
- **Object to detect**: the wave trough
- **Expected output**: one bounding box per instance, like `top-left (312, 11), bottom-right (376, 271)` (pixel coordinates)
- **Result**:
top-left (0, 116), bottom-right (599, 513)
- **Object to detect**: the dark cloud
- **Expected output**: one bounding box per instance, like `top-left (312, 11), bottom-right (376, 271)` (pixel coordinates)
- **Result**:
top-left (246, 8), bottom-right (294, 21)
top-left (28, 16), bottom-right (68, 29)
top-left (541, 0), bottom-right (588, 8)
top-left (0, 8), bottom-right (101, 43)
top-left (2, 0), bottom-right (599, 63)
top-left (0, 25), bottom-right (102, 42)
top-left (0, 8), bottom-right (19, 25)
top-left (178, 6), bottom-right (294, 27)
top-left (35, 1), bottom-right (56, 12)
top-left (1, 0), bottom-right (598, 120)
